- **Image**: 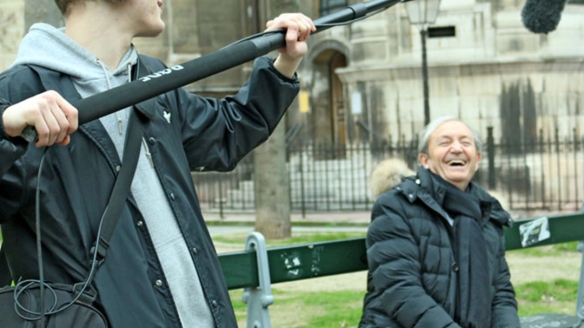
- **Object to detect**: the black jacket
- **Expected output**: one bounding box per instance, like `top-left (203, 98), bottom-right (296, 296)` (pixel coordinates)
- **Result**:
top-left (360, 166), bottom-right (520, 328)
top-left (0, 55), bottom-right (299, 327)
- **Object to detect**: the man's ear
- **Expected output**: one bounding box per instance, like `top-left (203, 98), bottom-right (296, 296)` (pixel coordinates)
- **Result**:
top-left (418, 153), bottom-right (430, 168)
top-left (474, 151), bottom-right (482, 172)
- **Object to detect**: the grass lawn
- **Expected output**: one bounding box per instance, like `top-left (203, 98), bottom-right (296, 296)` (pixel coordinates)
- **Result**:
top-left (218, 233), bottom-right (582, 328)
top-left (2, 230), bottom-right (580, 327)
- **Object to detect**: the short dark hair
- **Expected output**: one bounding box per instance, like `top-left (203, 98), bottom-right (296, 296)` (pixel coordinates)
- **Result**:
top-left (54, 0), bottom-right (71, 15)
top-left (54, 0), bottom-right (127, 16)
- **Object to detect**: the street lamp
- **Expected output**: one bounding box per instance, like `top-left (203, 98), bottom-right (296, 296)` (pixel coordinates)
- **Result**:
top-left (404, 0), bottom-right (441, 125)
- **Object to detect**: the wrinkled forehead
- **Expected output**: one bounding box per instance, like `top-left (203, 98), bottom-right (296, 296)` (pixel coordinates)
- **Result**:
top-left (430, 120), bottom-right (475, 143)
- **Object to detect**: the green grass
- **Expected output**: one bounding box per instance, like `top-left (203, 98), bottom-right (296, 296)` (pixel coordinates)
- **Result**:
top-left (213, 231), bottom-right (366, 247)
top-left (222, 231), bottom-right (369, 327)
top-left (223, 232), bottom-right (582, 327)
top-left (229, 279), bottom-right (581, 327)
top-left (2, 229), bottom-right (581, 326)
top-left (507, 241), bottom-right (580, 257)
top-left (516, 279), bottom-right (578, 302)
top-left (301, 291), bottom-right (364, 327)
top-left (551, 241), bottom-right (580, 252)
top-left (516, 279), bottom-right (579, 317)
top-left (230, 288), bottom-right (365, 327)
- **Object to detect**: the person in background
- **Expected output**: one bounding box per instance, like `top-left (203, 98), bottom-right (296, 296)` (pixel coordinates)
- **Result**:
top-left (0, 0), bottom-right (315, 327)
top-left (359, 116), bottom-right (520, 328)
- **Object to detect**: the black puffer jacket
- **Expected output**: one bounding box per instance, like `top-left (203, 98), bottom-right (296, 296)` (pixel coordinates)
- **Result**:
top-left (0, 55), bottom-right (298, 327)
top-left (360, 165), bottom-right (520, 328)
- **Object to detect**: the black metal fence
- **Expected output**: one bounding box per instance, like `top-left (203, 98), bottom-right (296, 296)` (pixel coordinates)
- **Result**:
top-left (192, 127), bottom-right (584, 215)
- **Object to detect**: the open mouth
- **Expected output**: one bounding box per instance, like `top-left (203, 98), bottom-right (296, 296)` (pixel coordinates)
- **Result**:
top-left (447, 160), bottom-right (467, 167)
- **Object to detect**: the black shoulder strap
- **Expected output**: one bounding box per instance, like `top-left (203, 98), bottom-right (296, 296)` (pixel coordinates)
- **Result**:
top-left (91, 109), bottom-right (144, 264)
top-left (1, 58), bottom-right (154, 283)
top-left (0, 246), bottom-right (10, 286)
top-left (89, 57), bottom-right (153, 266)
top-left (26, 60), bottom-right (153, 266)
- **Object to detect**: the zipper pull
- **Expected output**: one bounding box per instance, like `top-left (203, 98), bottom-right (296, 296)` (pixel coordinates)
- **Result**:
top-left (118, 116), bottom-right (123, 135)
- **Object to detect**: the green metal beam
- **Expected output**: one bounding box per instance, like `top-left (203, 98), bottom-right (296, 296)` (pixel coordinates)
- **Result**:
top-left (220, 212), bottom-right (584, 290)
top-left (219, 238), bottom-right (367, 290)
top-left (218, 251), bottom-right (258, 290)
top-left (504, 212), bottom-right (584, 250)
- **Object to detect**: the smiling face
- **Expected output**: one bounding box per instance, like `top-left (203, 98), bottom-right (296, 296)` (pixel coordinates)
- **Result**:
top-left (418, 120), bottom-right (481, 190)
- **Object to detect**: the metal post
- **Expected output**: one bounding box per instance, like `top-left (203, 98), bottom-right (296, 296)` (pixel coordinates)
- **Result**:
top-left (487, 127), bottom-right (496, 190)
top-left (242, 232), bottom-right (273, 328)
top-left (219, 175), bottom-right (224, 219)
top-left (575, 203), bottom-right (584, 327)
top-left (421, 28), bottom-right (430, 126)
top-left (300, 144), bottom-right (306, 218)
top-left (576, 241), bottom-right (584, 328)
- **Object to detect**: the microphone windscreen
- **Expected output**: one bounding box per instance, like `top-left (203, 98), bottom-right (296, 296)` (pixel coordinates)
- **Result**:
top-left (521, 0), bottom-right (568, 34)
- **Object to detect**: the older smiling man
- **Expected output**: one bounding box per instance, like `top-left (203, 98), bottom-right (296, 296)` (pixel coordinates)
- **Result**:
top-left (359, 116), bottom-right (520, 328)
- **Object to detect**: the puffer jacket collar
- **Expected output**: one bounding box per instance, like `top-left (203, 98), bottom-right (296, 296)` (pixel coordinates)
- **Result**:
top-left (397, 166), bottom-right (513, 228)
top-left (396, 166), bottom-right (450, 222)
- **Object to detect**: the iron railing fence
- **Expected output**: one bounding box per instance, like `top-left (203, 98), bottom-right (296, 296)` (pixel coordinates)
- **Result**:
top-left (483, 128), bottom-right (584, 212)
top-left (192, 128), bottom-right (584, 216)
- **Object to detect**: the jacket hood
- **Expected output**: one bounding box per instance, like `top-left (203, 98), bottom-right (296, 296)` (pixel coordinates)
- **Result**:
top-left (11, 23), bottom-right (138, 96)
top-left (369, 158), bottom-right (415, 200)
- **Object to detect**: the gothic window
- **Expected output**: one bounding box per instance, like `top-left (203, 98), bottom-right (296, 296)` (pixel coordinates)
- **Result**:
top-left (320, 0), bottom-right (348, 16)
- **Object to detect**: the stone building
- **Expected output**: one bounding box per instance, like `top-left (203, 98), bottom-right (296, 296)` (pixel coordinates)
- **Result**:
top-left (299, 0), bottom-right (584, 148)
top-left (0, 0), bottom-right (583, 210)
top-left (1, 0), bottom-right (583, 146)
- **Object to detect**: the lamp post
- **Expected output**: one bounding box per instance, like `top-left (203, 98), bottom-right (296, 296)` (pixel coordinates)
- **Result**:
top-left (405, 0), bottom-right (441, 125)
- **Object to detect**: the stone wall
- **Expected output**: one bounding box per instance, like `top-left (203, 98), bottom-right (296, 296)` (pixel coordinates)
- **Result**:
top-left (0, 0), bottom-right (24, 70)
top-left (313, 0), bottom-right (584, 142)
top-left (0, 0), bottom-right (582, 145)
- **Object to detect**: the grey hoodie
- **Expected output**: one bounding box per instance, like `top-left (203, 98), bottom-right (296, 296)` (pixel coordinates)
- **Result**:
top-left (12, 23), bottom-right (214, 328)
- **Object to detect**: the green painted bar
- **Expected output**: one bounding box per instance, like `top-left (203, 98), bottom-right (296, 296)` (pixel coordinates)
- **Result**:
top-left (220, 213), bottom-right (584, 290)
top-left (265, 238), bottom-right (367, 284)
top-left (504, 212), bottom-right (584, 251)
top-left (218, 251), bottom-right (258, 289)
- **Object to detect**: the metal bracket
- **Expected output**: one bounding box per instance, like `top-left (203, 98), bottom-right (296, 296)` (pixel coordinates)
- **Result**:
top-left (574, 240), bottom-right (584, 328)
top-left (242, 232), bottom-right (274, 328)
top-left (576, 204), bottom-right (584, 328)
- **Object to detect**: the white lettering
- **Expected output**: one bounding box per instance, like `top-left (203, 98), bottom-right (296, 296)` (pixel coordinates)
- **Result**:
top-left (139, 65), bottom-right (186, 82)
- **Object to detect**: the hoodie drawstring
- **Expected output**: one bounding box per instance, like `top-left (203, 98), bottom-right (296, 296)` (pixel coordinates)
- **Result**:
top-left (97, 59), bottom-right (124, 135)
top-left (97, 59), bottom-right (155, 168)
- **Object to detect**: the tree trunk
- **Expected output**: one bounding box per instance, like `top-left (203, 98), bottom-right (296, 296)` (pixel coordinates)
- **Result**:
top-left (254, 119), bottom-right (291, 239)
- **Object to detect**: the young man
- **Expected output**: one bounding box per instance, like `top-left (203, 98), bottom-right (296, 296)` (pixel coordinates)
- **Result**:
top-left (0, 0), bottom-right (315, 327)
top-left (360, 116), bottom-right (520, 328)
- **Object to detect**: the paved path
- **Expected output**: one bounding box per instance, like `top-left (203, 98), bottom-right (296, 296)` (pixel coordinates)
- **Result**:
top-left (203, 210), bottom-right (371, 237)
top-left (203, 210), bottom-right (371, 226)
top-left (208, 225), bottom-right (368, 237)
